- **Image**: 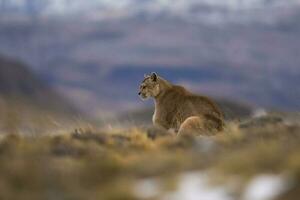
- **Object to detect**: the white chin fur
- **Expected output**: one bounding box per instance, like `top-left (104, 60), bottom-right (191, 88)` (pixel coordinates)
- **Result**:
top-left (139, 95), bottom-right (149, 101)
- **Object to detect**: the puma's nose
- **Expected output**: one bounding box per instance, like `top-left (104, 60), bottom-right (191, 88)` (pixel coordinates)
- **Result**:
top-left (138, 92), bottom-right (141, 95)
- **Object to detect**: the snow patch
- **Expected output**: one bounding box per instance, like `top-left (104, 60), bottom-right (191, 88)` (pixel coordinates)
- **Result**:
top-left (133, 178), bottom-right (162, 199)
top-left (162, 173), bottom-right (233, 200)
top-left (243, 175), bottom-right (290, 200)
top-left (252, 108), bottom-right (267, 118)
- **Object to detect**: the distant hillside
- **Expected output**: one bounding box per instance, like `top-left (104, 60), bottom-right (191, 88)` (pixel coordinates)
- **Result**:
top-left (0, 12), bottom-right (300, 116)
top-left (0, 55), bottom-right (77, 113)
top-left (1, 0), bottom-right (300, 25)
top-left (0, 56), bottom-right (80, 134)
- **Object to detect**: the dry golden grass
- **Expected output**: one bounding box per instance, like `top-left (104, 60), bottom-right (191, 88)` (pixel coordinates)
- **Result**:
top-left (0, 116), bottom-right (300, 199)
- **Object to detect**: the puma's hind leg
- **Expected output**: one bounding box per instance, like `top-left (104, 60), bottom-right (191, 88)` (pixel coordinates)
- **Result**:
top-left (178, 115), bottom-right (222, 136)
top-left (178, 116), bottom-right (206, 136)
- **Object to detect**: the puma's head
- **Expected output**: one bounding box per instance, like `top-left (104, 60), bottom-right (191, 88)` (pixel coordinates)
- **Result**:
top-left (138, 72), bottom-right (160, 100)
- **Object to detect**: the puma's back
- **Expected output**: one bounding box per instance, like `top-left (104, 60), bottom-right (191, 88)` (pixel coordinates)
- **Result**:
top-left (155, 85), bottom-right (224, 131)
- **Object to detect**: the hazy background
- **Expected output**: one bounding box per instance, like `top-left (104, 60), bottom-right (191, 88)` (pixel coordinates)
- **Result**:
top-left (0, 0), bottom-right (300, 119)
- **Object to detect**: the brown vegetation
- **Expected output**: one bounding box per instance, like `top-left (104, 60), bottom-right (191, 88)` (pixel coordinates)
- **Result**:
top-left (0, 114), bottom-right (299, 199)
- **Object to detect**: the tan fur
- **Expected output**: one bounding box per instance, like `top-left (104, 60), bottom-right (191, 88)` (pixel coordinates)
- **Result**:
top-left (139, 73), bottom-right (224, 136)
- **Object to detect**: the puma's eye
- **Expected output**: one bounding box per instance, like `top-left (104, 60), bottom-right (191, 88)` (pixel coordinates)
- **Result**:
top-left (142, 86), bottom-right (146, 89)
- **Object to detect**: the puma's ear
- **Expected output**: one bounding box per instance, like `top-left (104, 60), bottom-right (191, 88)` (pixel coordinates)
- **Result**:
top-left (150, 72), bottom-right (158, 82)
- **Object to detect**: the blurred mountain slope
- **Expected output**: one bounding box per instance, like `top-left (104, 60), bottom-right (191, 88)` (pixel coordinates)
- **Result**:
top-left (0, 1), bottom-right (300, 116)
top-left (1, 0), bottom-right (300, 25)
top-left (0, 55), bottom-right (81, 134)
top-left (0, 55), bottom-right (77, 114)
